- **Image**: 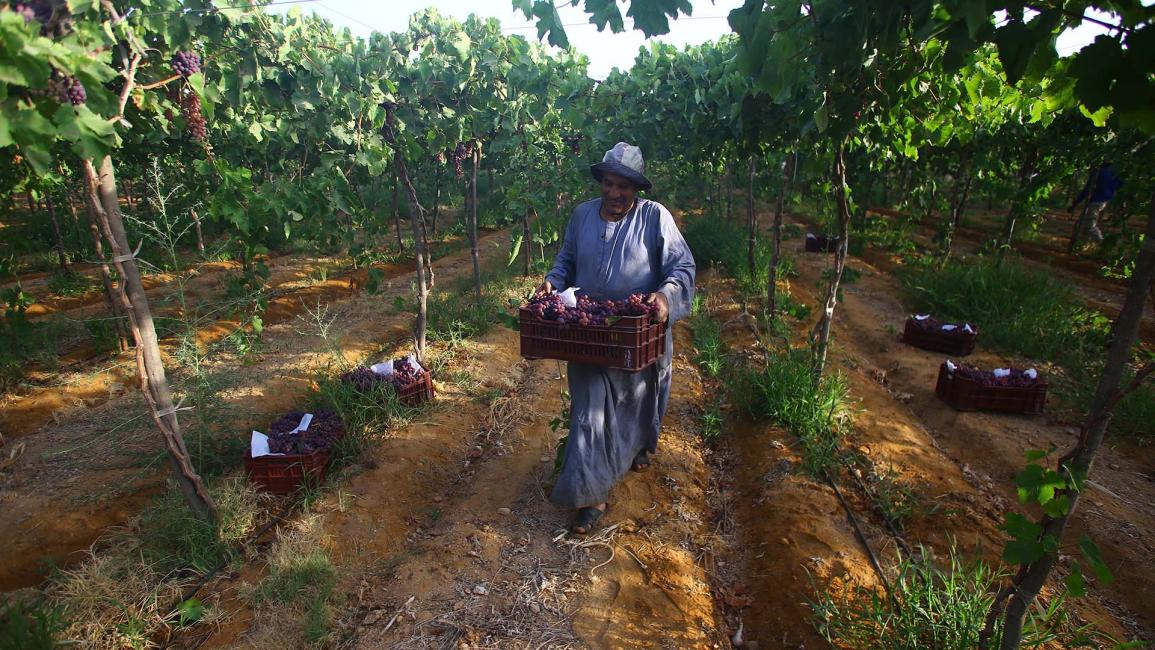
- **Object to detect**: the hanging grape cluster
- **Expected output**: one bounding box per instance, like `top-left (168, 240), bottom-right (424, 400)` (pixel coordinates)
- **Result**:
top-left (49, 72), bottom-right (86, 106)
top-left (562, 132), bottom-right (582, 155)
top-left (171, 51), bottom-right (201, 77)
top-left (10, 1), bottom-right (52, 32)
top-left (449, 141), bottom-right (473, 178)
top-left (179, 88), bottom-right (207, 141)
top-left (525, 292), bottom-right (659, 327)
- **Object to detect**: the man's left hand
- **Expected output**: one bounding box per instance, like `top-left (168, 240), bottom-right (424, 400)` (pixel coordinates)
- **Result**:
top-left (648, 291), bottom-right (669, 323)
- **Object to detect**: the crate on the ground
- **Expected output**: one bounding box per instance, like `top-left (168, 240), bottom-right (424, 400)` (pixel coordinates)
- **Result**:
top-left (805, 233), bottom-right (840, 253)
top-left (935, 362), bottom-right (1047, 414)
top-left (244, 448), bottom-right (331, 494)
top-left (519, 307), bottom-right (666, 371)
top-left (902, 316), bottom-right (977, 356)
top-left (244, 411), bottom-right (344, 494)
top-left (397, 368), bottom-right (435, 406)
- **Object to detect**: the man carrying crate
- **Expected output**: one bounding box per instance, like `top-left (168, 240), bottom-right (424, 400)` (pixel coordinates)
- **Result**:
top-left (536, 142), bottom-right (697, 535)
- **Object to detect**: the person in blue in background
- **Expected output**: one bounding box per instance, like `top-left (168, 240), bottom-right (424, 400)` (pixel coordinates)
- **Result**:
top-left (1070, 161), bottom-right (1124, 244)
top-left (536, 142), bottom-right (696, 535)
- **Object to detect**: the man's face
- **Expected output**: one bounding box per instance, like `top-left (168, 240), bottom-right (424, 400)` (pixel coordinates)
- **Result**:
top-left (600, 172), bottom-right (638, 219)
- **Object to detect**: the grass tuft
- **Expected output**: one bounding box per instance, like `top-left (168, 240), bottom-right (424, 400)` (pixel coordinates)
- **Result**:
top-left (734, 347), bottom-right (851, 477)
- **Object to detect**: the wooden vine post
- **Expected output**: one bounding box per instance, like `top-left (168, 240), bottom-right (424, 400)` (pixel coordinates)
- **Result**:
top-left (382, 106), bottom-right (431, 363)
top-left (83, 156), bottom-right (216, 522)
top-left (767, 151), bottom-right (794, 321)
top-left (746, 154), bottom-right (757, 280)
top-left (810, 143), bottom-right (852, 380)
top-left (469, 142), bottom-right (483, 304)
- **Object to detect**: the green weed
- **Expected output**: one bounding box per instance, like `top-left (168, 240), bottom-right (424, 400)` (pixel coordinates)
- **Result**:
top-left (134, 478), bottom-right (262, 575)
top-left (1112, 378), bottom-right (1155, 445)
top-left (699, 400), bottom-right (724, 445)
top-left (810, 547), bottom-right (1133, 649)
top-left (312, 372), bottom-right (415, 468)
top-left (690, 313), bottom-right (725, 378)
top-left (251, 518), bottom-right (339, 646)
top-left (46, 270), bottom-right (95, 297)
top-left (735, 347), bottom-right (851, 477)
top-left (0, 597), bottom-right (65, 649)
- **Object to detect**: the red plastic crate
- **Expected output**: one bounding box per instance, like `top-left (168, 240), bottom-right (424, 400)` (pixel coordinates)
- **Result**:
top-left (902, 318), bottom-right (977, 356)
top-left (397, 369), bottom-right (435, 406)
top-left (805, 233), bottom-right (840, 253)
top-left (244, 448), bottom-right (331, 494)
top-left (519, 307), bottom-right (666, 371)
top-left (934, 362), bottom-right (1047, 415)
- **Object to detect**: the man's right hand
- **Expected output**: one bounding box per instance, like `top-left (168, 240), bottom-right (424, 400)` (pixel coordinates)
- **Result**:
top-left (536, 279), bottom-right (553, 296)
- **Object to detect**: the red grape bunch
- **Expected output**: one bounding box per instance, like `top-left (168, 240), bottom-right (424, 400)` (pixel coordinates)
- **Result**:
top-left (390, 357), bottom-right (420, 389)
top-left (267, 410), bottom-right (344, 455)
top-left (525, 291), bottom-right (659, 327)
top-left (561, 133), bottom-right (582, 155)
top-left (11, 2), bottom-right (52, 30)
top-left (49, 73), bottom-right (86, 106)
top-left (171, 51), bottom-right (201, 77)
top-left (179, 88), bottom-right (207, 141)
top-left (948, 362), bottom-right (1041, 388)
top-left (450, 141), bottom-right (473, 178)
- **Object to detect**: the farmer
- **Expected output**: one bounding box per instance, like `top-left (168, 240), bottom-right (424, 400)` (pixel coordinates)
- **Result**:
top-left (1070, 161), bottom-right (1124, 244)
top-left (537, 142), bottom-right (696, 534)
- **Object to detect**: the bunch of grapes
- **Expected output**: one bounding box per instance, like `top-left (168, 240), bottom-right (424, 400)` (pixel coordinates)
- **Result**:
top-left (179, 89), bottom-right (207, 141)
top-left (561, 133), bottom-right (582, 155)
top-left (450, 141), bottom-right (469, 178)
top-left (432, 151), bottom-right (447, 166)
top-left (339, 366), bottom-right (387, 393)
top-left (909, 316), bottom-right (975, 337)
top-left (50, 73), bottom-right (86, 106)
top-left (267, 410), bottom-right (344, 455)
top-left (525, 292), bottom-right (658, 327)
top-left (11, 2), bottom-right (52, 29)
top-left (171, 51), bottom-right (201, 77)
top-left (948, 363), bottom-right (1041, 388)
top-left (390, 357), bottom-right (420, 389)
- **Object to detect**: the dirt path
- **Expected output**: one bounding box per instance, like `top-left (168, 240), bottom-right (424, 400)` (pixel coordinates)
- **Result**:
top-left (200, 309), bottom-right (734, 648)
top-left (0, 231), bottom-right (502, 591)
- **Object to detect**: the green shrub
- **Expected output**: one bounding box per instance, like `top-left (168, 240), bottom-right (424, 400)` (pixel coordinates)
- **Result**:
top-left (0, 597), bottom-right (65, 649)
top-left (1112, 378), bottom-right (1155, 445)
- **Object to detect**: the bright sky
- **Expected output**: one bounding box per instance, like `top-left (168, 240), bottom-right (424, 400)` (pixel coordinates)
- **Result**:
top-left (267, 0), bottom-right (1113, 80)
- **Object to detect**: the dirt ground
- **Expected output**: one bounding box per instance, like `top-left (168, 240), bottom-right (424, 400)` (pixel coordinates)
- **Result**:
top-left (4, 201), bottom-right (1153, 648)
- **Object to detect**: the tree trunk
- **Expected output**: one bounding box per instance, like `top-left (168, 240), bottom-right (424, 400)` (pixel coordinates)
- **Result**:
top-left (469, 144), bottom-right (482, 304)
top-left (941, 154), bottom-right (973, 260)
top-left (81, 181), bottom-right (129, 351)
top-left (46, 194), bottom-right (70, 273)
top-left (727, 158), bottom-right (735, 223)
top-left (190, 208), bottom-right (206, 254)
top-left (83, 156), bottom-right (216, 522)
top-left (994, 194), bottom-right (1155, 650)
top-left (1000, 148), bottom-right (1039, 256)
top-left (431, 166), bottom-right (442, 237)
top-left (768, 152), bottom-right (794, 322)
top-left (381, 115), bottom-right (431, 361)
top-left (392, 169), bottom-right (405, 252)
top-left (746, 155), bottom-right (757, 280)
top-left (810, 144), bottom-right (852, 380)
top-left (1068, 165), bottom-right (1100, 254)
top-left (522, 206), bottom-right (533, 277)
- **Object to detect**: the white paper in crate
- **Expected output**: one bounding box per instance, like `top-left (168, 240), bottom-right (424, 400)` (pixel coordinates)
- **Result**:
top-left (369, 355), bottom-right (424, 378)
top-left (555, 287), bottom-right (580, 308)
top-left (250, 412), bottom-right (313, 458)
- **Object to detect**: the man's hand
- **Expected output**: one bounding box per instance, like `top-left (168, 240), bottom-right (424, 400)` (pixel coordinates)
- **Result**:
top-left (536, 279), bottom-right (553, 296)
top-left (648, 291), bottom-right (669, 323)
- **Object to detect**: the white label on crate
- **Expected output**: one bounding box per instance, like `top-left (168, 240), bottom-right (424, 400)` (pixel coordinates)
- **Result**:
top-left (1025, 368), bottom-right (1038, 379)
top-left (964, 324), bottom-right (976, 334)
top-left (370, 360), bottom-right (394, 377)
top-left (251, 431), bottom-right (283, 458)
top-left (993, 368), bottom-right (1011, 378)
top-left (946, 360), bottom-right (957, 372)
top-left (555, 287), bottom-right (581, 308)
top-left (941, 324), bottom-right (958, 331)
top-left (292, 413), bottom-right (313, 433)
top-left (915, 314), bottom-right (930, 321)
